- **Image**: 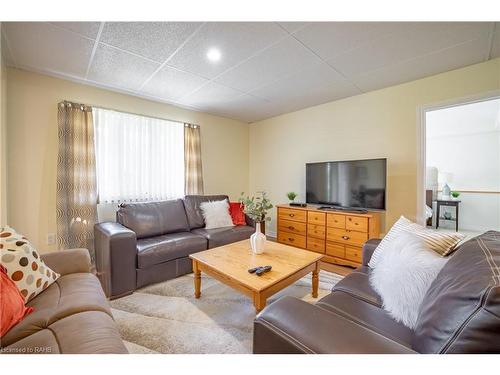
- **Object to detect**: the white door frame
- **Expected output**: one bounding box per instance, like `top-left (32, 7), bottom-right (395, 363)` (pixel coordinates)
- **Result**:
top-left (416, 89), bottom-right (500, 226)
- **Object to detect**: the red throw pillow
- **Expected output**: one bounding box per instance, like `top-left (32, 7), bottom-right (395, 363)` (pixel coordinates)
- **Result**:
top-left (229, 202), bottom-right (246, 226)
top-left (0, 265), bottom-right (33, 337)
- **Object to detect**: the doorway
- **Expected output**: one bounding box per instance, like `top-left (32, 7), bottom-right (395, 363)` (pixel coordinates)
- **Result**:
top-left (418, 94), bottom-right (500, 235)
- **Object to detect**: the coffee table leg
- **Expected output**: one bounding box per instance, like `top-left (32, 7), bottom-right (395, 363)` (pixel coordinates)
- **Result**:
top-left (312, 262), bottom-right (319, 298)
top-left (253, 292), bottom-right (266, 313)
top-left (193, 260), bottom-right (201, 298)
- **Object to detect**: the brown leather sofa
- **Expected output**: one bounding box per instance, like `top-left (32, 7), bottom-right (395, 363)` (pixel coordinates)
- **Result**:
top-left (0, 249), bottom-right (127, 354)
top-left (254, 231), bottom-right (500, 354)
top-left (94, 195), bottom-right (255, 299)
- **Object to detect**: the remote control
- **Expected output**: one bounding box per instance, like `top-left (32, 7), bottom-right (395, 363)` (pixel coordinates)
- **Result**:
top-left (248, 266), bottom-right (261, 274)
top-left (256, 265), bottom-right (272, 276)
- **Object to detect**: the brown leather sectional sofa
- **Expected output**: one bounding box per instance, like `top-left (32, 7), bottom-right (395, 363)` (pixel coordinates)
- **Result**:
top-left (254, 231), bottom-right (500, 354)
top-left (1, 249), bottom-right (127, 354)
top-left (94, 195), bottom-right (255, 299)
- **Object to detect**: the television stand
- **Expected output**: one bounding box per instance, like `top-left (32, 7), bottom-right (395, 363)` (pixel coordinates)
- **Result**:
top-left (318, 206), bottom-right (368, 214)
top-left (276, 204), bottom-right (381, 268)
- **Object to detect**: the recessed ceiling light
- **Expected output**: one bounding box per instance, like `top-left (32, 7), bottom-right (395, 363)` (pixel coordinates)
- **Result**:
top-left (206, 48), bottom-right (222, 62)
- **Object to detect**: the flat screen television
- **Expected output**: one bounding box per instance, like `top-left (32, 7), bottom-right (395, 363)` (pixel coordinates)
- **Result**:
top-left (306, 158), bottom-right (386, 211)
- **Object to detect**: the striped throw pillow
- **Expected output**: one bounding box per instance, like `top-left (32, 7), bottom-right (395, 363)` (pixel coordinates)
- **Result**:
top-left (369, 216), bottom-right (465, 268)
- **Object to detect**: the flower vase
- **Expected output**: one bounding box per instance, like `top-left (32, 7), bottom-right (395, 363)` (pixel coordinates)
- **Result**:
top-left (250, 222), bottom-right (266, 255)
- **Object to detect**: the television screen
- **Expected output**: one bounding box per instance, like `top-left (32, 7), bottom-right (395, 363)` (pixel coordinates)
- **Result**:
top-left (306, 158), bottom-right (386, 210)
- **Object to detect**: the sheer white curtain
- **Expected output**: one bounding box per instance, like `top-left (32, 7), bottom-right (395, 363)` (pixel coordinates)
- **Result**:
top-left (93, 108), bottom-right (184, 204)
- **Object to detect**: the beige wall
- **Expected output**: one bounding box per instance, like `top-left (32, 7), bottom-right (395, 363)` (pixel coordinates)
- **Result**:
top-left (249, 58), bottom-right (500, 236)
top-left (6, 68), bottom-right (249, 252)
top-left (6, 58), bottom-right (500, 252)
top-left (0, 28), bottom-right (7, 226)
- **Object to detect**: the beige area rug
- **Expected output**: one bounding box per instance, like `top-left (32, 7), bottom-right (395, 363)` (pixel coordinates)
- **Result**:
top-left (110, 271), bottom-right (343, 354)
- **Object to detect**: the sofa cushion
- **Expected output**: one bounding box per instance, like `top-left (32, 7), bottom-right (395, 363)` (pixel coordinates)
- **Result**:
top-left (413, 231), bottom-right (500, 353)
top-left (191, 225), bottom-right (255, 249)
top-left (1, 272), bottom-right (112, 347)
top-left (332, 267), bottom-right (382, 307)
top-left (317, 291), bottom-right (413, 349)
top-left (183, 195), bottom-right (229, 229)
top-left (3, 311), bottom-right (127, 354)
top-left (117, 199), bottom-right (189, 239)
top-left (136, 232), bottom-right (207, 269)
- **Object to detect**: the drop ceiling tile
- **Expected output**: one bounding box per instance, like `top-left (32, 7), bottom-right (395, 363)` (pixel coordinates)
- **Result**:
top-left (248, 63), bottom-right (361, 120)
top-left (277, 22), bottom-right (309, 33)
top-left (140, 66), bottom-right (208, 101)
top-left (328, 22), bottom-right (492, 77)
top-left (206, 94), bottom-right (274, 122)
top-left (167, 22), bottom-right (288, 79)
top-left (178, 81), bottom-right (243, 108)
top-left (100, 22), bottom-right (201, 62)
top-left (251, 62), bottom-right (357, 101)
top-left (4, 22), bottom-right (94, 77)
top-left (215, 37), bottom-right (323, 92)
top-left (293, 22), bottom-right (413, 61)
top-left (50, 22), bottom-right (101, 39)
top-left (88, 43), bottom-right (160, 91)
top-left (491, 31), bottom-right (500, 58)
top-left (353, 37), bottom-right (490, 92)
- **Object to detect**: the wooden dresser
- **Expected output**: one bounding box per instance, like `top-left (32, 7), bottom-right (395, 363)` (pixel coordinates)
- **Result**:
top-left (277, 204), bottom-right (381, 267)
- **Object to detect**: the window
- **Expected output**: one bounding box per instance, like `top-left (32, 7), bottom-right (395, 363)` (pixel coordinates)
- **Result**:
top-left (93, 108), bottom-right (184, 204)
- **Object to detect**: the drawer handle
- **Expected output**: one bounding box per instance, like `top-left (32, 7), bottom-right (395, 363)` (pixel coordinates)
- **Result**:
top-left (355, 222), bottom-right (358, 225)
top-left (288, 226), bottom-right (295, 230)
top-left (342, 235), bottom-right (350, 240)
top-left (289, 214), bottom-right (295, 217)
top-left (348, 218), bottom-right (352, 221)
top-left (288, 237), bottom-right (295, 242)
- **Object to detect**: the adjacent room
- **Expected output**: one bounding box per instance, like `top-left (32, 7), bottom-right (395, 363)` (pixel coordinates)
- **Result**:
top-left (424, 98), bottom-right (500, 235)
top-left (1, 16), bottom-right (500, 359)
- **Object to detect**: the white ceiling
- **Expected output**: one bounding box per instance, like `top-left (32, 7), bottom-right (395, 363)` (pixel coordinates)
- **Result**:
top-left (2, 22), bottom-right (499, 123)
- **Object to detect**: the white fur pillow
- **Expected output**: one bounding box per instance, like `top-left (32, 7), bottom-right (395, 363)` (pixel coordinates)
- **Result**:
top-left (200, 200), bottom-right (234, 229)
top-left (369, 232), bottom-right (448, 329)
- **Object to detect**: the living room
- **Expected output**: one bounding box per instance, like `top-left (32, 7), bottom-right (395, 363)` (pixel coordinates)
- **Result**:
top-left (1, 0), bottom-right (500, 372)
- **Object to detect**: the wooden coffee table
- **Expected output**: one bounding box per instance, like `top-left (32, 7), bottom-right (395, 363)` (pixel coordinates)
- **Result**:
top-left (189, 239), bottom-right (323, 312)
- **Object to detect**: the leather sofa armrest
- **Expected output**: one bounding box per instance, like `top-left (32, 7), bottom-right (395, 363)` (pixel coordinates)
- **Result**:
top-left (94, 222), bottom-right (137, 299)
top-left (362, 238), bottom-right (382, 266)
top-left (41, 248), bottom-right (91, 275)
top-left (245, 215), bottom-right (256, 228)
top-left (254, 296), bottom-right (415, 354)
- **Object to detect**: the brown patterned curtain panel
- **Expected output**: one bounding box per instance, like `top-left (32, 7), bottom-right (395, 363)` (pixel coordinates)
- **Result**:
top-left (56, 101), bottom-right (98, 261)
top-left (184, 124), bottom-right (204, 195)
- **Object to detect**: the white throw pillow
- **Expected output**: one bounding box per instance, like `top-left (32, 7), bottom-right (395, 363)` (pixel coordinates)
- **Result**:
top-left (1, 226), bottom-right (60, 302)
top-left (200, 200), bottom-right (235, 230)
top-left (369, 232), bottom-right (448, 329)
top-left (368, 216), bottom-right (464, 268)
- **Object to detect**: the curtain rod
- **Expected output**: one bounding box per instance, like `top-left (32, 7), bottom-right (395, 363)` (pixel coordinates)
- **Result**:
top-left (61, 100), bottom-right (200, 128)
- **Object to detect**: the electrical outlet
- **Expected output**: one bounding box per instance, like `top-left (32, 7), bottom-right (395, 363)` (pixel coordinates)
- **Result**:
top-left (47, 233), bottom-right (56, 246)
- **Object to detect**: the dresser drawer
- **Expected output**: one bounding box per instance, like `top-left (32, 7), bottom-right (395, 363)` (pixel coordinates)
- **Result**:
top-left (278, 219), bottom-right (307, 236)
top-left (326, 227), bottom-right (368, 246)
top-left (345, 246), bottom-right (362, 263)
top-left (308, 211), bottom-right (326, 226)
top-left (327, 213), bottom-right (346, 229)
top-left (307, 237), bottom-right (325, 254)
top-left (278, 232), bottom-right (306, 248)
top-left (325, 242), bottom-right (345, 258)
top-left (346, 215), bottom-right (368, 232)
top-left (278, 208), bottom-right (307, 223)
top-left (307, 224), bottom-right (325, 239)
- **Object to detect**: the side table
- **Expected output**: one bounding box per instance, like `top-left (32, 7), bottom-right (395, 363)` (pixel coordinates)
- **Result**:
top-left (435, 199), bottom-right (461, 232)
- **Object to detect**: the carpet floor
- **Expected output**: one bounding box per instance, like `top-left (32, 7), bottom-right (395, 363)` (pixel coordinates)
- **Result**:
top-left (110, 271), bottom-right (343, 354)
